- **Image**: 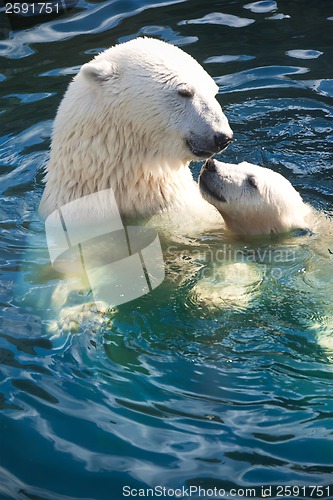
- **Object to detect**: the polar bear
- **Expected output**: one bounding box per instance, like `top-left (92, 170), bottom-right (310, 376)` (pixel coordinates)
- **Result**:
top-left (195, 158), bottom-right (333, 353)
top-left (199, 158), bottom-right (313, 235)
top-left (39, 37), bottom-right (233, 227)
top-left (193, 157), bottom-right (313, 309)
top-left (37, 37), bottom-right (234, 333)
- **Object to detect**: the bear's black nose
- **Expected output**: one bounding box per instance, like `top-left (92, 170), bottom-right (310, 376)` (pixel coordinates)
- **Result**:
top-left (204, 158), bottom-right (216, 172)
top-left (214, 132), bottom-right (233, 152)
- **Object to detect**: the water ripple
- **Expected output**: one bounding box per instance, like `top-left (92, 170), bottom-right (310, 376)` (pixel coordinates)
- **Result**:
top-left (179, 12), bottom-right (255, 28)
top-left (244, 1), bottom-right (277, 14)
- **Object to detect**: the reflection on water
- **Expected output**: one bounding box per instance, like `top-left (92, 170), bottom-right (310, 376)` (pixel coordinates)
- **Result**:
top-left (0, 0), bottom-right (333, 498)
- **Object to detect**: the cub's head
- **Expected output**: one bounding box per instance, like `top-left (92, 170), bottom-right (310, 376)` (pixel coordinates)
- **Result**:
top-left (199, 158), bottom-right (311, 235)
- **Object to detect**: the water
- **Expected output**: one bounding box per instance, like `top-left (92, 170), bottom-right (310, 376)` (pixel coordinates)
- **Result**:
top-left (1, 1), bottom-right (333, 498)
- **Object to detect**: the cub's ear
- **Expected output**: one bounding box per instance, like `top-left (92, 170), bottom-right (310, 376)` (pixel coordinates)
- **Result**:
top-left (80, 61), bottom-right (117, 84)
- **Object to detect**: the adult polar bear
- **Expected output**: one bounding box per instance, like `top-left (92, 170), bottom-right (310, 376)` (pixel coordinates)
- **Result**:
top-left (38, 37), bottom-right (232, 332)
top-left (39, 37), bottom-right (233, 227)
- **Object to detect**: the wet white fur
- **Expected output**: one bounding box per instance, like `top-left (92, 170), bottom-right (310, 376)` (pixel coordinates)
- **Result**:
top-left (200, 161), bottom-right (313, 235)
top-left (39, 37), bottom-right (231, 227)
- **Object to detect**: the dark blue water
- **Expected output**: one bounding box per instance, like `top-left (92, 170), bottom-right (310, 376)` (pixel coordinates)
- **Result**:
top-left (1, 1), bottom-right (333, 499)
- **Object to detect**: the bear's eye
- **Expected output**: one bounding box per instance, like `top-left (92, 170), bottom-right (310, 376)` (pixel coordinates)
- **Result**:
top-left (247, 175), bottom-right (258, 189)
top-left (177, 88), bottom-right (194, 98)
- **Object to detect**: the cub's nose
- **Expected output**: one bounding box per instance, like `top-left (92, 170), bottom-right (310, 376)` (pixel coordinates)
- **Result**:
top-left (204, 158), bottom-right (216, 172)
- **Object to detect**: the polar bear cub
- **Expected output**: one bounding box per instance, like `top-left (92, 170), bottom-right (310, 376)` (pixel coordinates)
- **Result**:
top-left (199, 158), bottom-right (312, 235)
top-left (196, 159), bottom-right (333, 354)
top-left (194, 158), bottom-right (312, 310)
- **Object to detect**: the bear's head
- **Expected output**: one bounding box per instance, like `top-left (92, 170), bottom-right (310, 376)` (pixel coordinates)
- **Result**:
top-left (78, 37), bottom-right (233, 164)
top-left (199, 159), bottom-right (311, 235)
top-left (39, 38), bottom-right (234, 219)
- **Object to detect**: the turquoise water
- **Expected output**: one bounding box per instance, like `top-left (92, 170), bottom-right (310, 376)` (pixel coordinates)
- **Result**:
top-left (1, 1), bottom-right (333, 499)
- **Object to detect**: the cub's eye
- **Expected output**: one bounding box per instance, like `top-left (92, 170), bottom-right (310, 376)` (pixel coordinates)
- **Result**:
top-left (247, 175), bottom-right (258, 189)
top-left (177, 88), bottom-right (194, 98)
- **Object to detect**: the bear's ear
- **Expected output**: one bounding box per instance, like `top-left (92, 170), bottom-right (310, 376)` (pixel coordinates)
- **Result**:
top-left (80, 61), bottom-right (117, 84)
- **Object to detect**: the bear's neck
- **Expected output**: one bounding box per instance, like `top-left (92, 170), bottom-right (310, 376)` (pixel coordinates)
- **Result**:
top-left (109, 157), bottom-right (201, 218)
top-left (39, 97), bottom-right (217, 225)
top-left (221, 208), bottom-right (308, 236)
top-left (40, 149), bottom-right (201, 220)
